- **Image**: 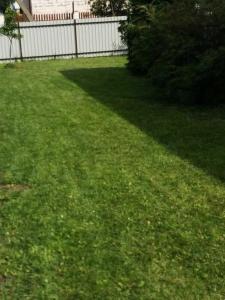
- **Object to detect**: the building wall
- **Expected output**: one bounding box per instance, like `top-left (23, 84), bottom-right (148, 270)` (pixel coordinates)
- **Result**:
top-left (30, 0), bottom-right (90, 14)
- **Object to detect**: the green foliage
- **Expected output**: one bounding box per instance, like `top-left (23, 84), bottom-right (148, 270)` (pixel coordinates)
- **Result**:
top-left (0, 7), bottom-right (21, 61)
top-left (124, 0), bottom-right (225, 103)
top-left (0, 0), bottom-right (13, 12)
top-left (0, 7), bottom-right (19, 39)
top-left (89, 0), bottom-right (128, 16)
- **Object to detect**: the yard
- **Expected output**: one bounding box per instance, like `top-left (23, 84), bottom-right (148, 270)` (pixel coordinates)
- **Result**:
top-left (0, 56), bottom-right (225, 299)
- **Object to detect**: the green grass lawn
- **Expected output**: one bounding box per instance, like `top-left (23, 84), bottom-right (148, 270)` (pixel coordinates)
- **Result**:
top-left (0, 56), bottom-right (225, 299)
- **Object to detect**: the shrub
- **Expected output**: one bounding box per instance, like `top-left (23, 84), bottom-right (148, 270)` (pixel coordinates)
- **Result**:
top-left (123, 0), bottom-right (225, 104)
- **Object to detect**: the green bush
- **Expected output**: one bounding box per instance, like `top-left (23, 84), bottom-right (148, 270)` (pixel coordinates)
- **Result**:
top-left (123, 0), bottom-right (225, 104)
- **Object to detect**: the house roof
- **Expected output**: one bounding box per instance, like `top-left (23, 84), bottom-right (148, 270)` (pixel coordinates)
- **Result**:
top-left (16, 0), bottom-right (33, 21)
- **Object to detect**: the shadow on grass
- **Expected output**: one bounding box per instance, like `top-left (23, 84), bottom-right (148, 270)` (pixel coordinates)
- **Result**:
top-left (62, 67), bottom-right (225, 183)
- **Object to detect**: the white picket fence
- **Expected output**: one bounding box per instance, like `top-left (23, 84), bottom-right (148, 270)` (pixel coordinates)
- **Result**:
top-left (0, 16), bottom-right (127, 62)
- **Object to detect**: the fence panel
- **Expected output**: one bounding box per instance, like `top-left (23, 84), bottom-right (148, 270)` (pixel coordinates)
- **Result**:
top-left (0, 35), bottom-right (20, 61)
top-left (20, 20), bottom-right (76, 59)
top-left (0, 16), bottom-right (127, 62)
top-left (76, 16), bottom-right (127, 57)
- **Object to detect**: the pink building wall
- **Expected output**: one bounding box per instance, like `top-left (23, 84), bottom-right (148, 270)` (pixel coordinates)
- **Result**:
top-left (25, 0), bottom-right (90, 14)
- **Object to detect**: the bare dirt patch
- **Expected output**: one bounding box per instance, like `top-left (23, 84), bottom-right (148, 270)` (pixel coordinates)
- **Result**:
top-left (0, 184), bottom-right (30, 192)
top-left (0, 274), bottom-right (7, 284)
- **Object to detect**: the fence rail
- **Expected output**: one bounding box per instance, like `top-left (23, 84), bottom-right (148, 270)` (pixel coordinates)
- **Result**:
top-left (0, 16), bottom-right (127, 62)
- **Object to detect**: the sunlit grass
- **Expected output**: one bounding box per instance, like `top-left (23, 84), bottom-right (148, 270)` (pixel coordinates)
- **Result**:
top-left (0, 56), bottom-right (225, 299)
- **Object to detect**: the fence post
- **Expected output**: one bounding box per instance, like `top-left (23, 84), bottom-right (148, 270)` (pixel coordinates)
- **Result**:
top-left (74, 19), bottom-right (78, 58)
top-left (17, 22), bottom-right (23, 61)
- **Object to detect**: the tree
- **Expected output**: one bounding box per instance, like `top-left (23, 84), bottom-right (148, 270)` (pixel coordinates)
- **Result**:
top-left (89, 0), bottom-right (128, 17)
top-left (0, 7), bottom-right (21, 62)
top-left (0, 0), bottom-right (13, 12)
top-left (122, 0), bottom-right (225, 104)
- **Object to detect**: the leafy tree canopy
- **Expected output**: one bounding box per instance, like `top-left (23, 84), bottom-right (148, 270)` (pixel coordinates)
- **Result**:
top-left (89, 0), bottom-right (128, 17)
top-left (0, 0), bottom-right (13, 12)
top-left (123, 0), bottom-right (225, 104)
top-left (89, 0), bottom-right (172, 17)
